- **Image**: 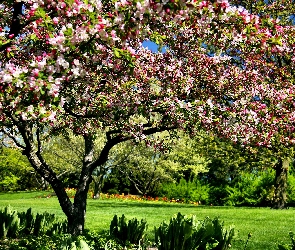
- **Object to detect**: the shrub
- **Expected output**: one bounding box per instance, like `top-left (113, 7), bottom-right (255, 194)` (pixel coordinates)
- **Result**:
top-left (155, 212), bottom-right (234, 250)
top-left (1, 234), bottom-right (91, 250)
top-left (109, 214), bottom-right (147, 247)
top-left (107, 188), bottom-right (120, 195)
top-left (287, 174), bottom-right (295, 206)
top-left (0, 175), bottom-right (21, 191)
top-left (157, 179), bottom-right (210, 204)
top-left (0, 206), bottom-right (67, 239)
top-left (208, 186), bottom-right (229, 206)
top-left (0, 205), bottom-right (20, 238)
top-left (207, 170), bottom-right (275, 206)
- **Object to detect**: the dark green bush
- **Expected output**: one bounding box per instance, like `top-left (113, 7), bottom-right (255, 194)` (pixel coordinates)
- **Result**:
top-left (221, 170), bottom-right (274, 207)
top-left (208, 186), bottom-right (229, 206)
top-left (0, 206), bottom-right (67, 239)
top-left (155, 212), bottom-right (234, 250)
top-left (205, 170), bottom-right (275, 206)
top-left (110, 214), bottom-right (147, 247)
top-left (286, 174), bottom-right (295, 206)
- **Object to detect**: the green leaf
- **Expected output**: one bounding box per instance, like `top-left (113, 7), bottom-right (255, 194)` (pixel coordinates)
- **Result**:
top-left (113, 48), bottom-right (121, 58)
top-left (30, 34), bottom-right (37, 40)
top-left (64, 28), bottom-right (73, 37)
top-left (35, 7), bottom-right (46, 19)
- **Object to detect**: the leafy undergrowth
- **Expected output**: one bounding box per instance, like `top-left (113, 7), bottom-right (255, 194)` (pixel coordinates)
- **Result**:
top-left (0, 210), bottom-right (235, 250)
top-left (0, 231), bottom-right (127, 250)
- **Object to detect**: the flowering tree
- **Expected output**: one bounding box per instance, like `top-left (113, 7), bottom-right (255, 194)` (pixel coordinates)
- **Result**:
top-left (198, 1), bottom-right (295, 208)
top-left (0, 0), bottom-right (293, 233)
top-left (151, 0), bottom-right (295, 207)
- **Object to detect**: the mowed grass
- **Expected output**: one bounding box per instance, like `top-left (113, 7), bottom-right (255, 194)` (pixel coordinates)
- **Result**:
top-left (1, 192), bottom-right (295, 250)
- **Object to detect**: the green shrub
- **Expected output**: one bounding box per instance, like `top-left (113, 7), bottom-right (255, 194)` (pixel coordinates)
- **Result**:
top-left (155, 212), bottom-right (234, 250)
top-left (0, 205), bottom-right (20, 238)
top-left (1, 234), bottom-right (91, 250)
top-left (208, 186), bottom-right (229, 206)
top-left (107, 188), bottom-right (120, 195)
top-left (207, 170), bottom-right (275, 206)
top-left (58, 235), bottom-right (91, 250)
top-left (110, 214), bottom-right (147, 247)
top-left (157, 179), bottom-right (210, 204)
top-left (0, 206), bottom-right (67, 239)
top-left (287, 174), bottom-right (295, 206)
top-left (0, 175), bottom-right (21, 191)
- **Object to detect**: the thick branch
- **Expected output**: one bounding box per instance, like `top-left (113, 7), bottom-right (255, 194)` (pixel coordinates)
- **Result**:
top-left (0, 2), bottom-right (23, 53)
top-left (9, 2), bottom-right (24, 38)
top-left (89, 135), bottom-right (128, 173)
top-left (142, 125), bottom-right (177, 136)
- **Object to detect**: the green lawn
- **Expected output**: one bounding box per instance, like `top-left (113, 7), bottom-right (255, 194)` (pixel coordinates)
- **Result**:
top-left (1, 191), bottom-right (295, 250)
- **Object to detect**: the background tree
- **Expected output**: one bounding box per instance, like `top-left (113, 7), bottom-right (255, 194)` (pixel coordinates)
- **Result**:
top-left (202, 0), bottom-right (295, 208)
top-left (0, 146), bottom-right (37, 191)
top-left (104, 132), bottom-right (208, 196)
top-left (42, 131), bottom-right (108, 193)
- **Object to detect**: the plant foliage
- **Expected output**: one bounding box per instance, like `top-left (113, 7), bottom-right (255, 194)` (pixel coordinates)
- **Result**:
top-left (110, 214), bottom-right (147, 247)
top-left (0, 205), bottom-right (67, 239)
top-left (155, 212), bottom-right (234, 250)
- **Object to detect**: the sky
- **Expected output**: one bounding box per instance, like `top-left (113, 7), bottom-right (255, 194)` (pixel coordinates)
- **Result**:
top-left (142, 40), bottom-right (167, 53)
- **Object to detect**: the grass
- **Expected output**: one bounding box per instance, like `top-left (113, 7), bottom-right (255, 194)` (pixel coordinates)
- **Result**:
top-left (1, 191), bottom-right (295, 250)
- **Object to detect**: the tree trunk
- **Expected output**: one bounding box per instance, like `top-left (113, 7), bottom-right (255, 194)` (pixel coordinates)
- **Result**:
top-left (67, 189), bottom-right (88, 235)
top-left (18, 124), bottom-right (127, 235)
top-left (272, 157), bottom-right (290, 209)
top-left (93, 174), bottom-right (104, 199)
top-left (40, 177), bottom-right (49, 190)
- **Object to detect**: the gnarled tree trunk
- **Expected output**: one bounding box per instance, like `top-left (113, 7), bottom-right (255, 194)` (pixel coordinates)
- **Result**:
top-left (67, 182), bottom-right (90, 235)
top-left (20, 126), bottom-right (104, 235)
top-left (272, 157), bottom-right (290, 209)
top-left (92, 174), bottom-right (104, 199)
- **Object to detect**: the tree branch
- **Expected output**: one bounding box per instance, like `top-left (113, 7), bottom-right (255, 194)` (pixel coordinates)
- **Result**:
top-left (0, 128), bottom-right (26, 149)
top-left (9, 2), bottom-right (24, 38)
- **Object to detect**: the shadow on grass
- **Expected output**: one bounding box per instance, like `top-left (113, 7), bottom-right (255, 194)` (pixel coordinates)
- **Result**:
top-left (0, 191), bottom-right (52, 200)
top-left (88, 200), bottom-right (194, 208)
top-left (87, 200), bottom-right (241, 210)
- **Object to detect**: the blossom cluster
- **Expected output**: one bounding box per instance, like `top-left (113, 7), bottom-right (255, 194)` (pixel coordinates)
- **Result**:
top-left (0, 0), bottom-right (295, 148)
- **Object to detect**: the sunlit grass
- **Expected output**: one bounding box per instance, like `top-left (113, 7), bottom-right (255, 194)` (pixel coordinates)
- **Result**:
top-left (1, 191), bottom-right (295, 249)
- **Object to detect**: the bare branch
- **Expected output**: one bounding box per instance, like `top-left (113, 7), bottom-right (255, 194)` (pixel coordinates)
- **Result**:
top-left (0, 128), bottom-right (26, 149)
top-left (57, 170), bottom-right (71, 178)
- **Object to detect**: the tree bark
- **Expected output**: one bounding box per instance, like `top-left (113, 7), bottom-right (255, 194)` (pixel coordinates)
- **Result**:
top-left (272, 157), bottom-right (290, 209)
top-left (92, 174), bottom-right (104, 199)
top-left (68, 185), bottom-right (89, 235)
